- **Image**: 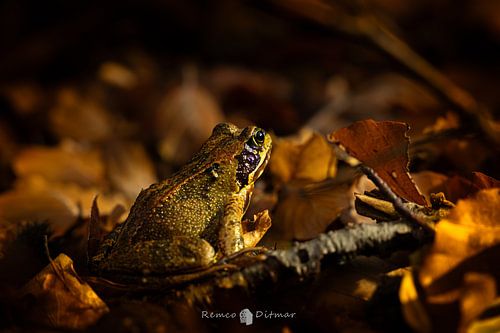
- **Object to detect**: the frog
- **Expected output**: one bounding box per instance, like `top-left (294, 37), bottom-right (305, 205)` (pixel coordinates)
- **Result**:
top-left (89, 123), bottom-right (272, 280)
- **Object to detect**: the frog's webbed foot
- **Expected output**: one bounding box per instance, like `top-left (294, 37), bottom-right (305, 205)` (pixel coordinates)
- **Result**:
top-left (242, 210), bottom-right (272, 248)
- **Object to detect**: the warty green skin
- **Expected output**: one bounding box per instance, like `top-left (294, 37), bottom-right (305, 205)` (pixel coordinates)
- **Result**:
top-left (90, 123), bottom-right (272, 277)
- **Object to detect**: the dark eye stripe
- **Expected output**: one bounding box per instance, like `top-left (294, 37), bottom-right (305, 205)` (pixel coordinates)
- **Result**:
top-left (236, 145), bottom-right (261, 187)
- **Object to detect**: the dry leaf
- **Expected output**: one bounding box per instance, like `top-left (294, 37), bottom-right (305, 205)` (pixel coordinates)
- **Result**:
top-left (269, 129), bottom-right (337, 184)
top-left (103, 141), bottom-right (157, 200)
top-left (13, 176), bottom-right (129, 222)
top-left (155, 66), bottom-right (225, 165)
top-left (470, 172), bottom-right (500, 190)
top-left (328, 119), bottom-right (427, 206)
top-left (0, 188), bottom-right (78, 235)
top-left (468, 298), bottom-right (500, 333)
top-left (49, 88), bottom-right (114, 142)
top-left (423, 112), bottom-right (460, 135)
top-left (19, 253), bottom-right (108, 330)
top-left (13, 141), bottom-right (105, 188)
top-left (271, 180), bottom-right (351, 240)
top-left (400, 188), bottom-right (500, 332)
top-left (420, 188), bottom-right (500, 286)
top-left (1, 81), bottom-right (45, 115)
top-left (399, 271), bottom-right (432, 333)
top-left (98, 61), bottom-right (139, 89)
top-left (412, 171), bottom-right (449, 202)
top-left (443, 172), bottom-right (500, 202)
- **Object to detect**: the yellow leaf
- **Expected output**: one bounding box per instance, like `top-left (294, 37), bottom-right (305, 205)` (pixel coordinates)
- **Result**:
top-left (468, 298), bottom-right (500, 333)
top-left (269, 129), bottom-right (336, 184)
top-left (420, 188), bottom-right (500, 287)
top-left (271, 180), bottom-right (350, 240)
top-left (401, 188), bottom-right (500, 332)
top-left (13, 142), bottom-right (105, 188)
top-left (400, 270), bottom-right (432, 333)
top-left (19, 253), bottom-right (108, 330)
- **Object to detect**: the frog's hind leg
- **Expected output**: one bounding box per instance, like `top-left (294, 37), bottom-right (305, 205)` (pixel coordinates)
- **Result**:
top-left (100, 237), bottom-right (216, 275)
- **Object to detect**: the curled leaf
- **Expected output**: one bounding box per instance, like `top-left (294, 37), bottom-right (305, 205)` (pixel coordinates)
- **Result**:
top-left (420, 188), bottom-right (500, 286)
top-left (272, 180), bottom-right (351, 240)
top-left (269, 129), bottom-right (337, 184)
top-left (0, 188), bottom-right (78, 236)
top-left (400, 188), bottom-right (500, 332)
top-left (49, 88), bottom-right (115, 142)
top-left (443, 172), bottom-right (500, 202)
top-left (328, 119), bottom-right (427, 206)
top-left (103, 141), bottom-right (157, 200)
top-left (19, 253), bottom-right (108, 330)
top-left (13, 142), bottom-right (104, 188)
top-left (155, 67), bottom-right (225, 165)
top-left (399, 271), bottom-right (432, 333)
top-left (11, 176), bottom-right (128, 225)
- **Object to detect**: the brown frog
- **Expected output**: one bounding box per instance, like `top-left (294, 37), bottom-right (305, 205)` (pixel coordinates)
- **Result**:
top-left (89, 123), bottom-right (272, 279)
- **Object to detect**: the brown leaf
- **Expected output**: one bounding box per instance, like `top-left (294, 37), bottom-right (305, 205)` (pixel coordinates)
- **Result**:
top-left (3, 176), bottom-right (128, 234)
top-left (269, 129), bottom-right (337, 184)
top-left (468, 298), bottom-right (500, 332)
top-left (0, 188), bottom-right (78, 236)
top-left (103, 141), bottom-right (157, 200)
top-left (271, 180), bottom-right (351, 240)
top-left (49, 88), bottom-right (115, 142)
top-left (98, 61), bottom-right (139, 89)
top-left (443, 172), bottom-right (500, 202)
top-left (19, 253), bottom-right (108, 330)
top-left (422, 111), bottom-right (460, 135)
top-left (400, 188), bottom-right (500, 332)
top-left (1, 81), bottom-right (45, 115)
top-left (13, 142), bottom-right (105, 188)
top-left (420, 188), bottom-right (500, 286)
top-left (328, 119), bottom-right (427, 206)
top-left (155, 67), bottom-right (225, 165)
top-left (411, 171), bottom-right (449, 202)
top-left (471, 172), bottom-right (500, 190)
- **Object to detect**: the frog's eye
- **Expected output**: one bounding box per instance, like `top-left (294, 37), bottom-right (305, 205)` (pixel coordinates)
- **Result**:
top-left (252, 129), bottom-right (265, 146)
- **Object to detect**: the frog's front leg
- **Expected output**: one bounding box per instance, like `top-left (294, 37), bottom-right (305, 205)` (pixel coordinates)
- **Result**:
top-left (101, 237), bottom-right (216, 275)
top-left (219, 191), bottom-right (249, 256)
top-left (241, 210), bottom-right (272, 248)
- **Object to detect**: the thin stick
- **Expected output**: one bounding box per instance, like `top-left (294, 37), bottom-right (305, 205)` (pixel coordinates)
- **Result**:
top-left (359, 165), bottom-right (435, 232)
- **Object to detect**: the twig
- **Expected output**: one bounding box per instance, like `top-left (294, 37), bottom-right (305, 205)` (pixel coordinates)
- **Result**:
top-left (359, 165), bottom-right (435, 232)
top-left (177, 220), bottom-right (430, 304)
top-left (88, 220), bottom-right (429, 298)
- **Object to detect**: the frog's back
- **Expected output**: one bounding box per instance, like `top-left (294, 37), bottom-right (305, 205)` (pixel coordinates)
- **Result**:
top-left (115, 123), bottom-right (244, 247)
